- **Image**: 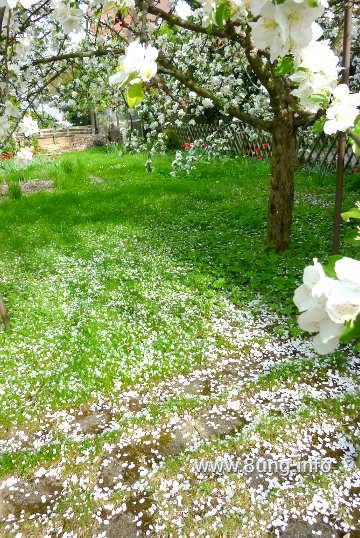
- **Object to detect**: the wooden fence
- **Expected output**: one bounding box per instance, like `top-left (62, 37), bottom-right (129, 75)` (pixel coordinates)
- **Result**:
top-left (298, 132), bottom-right (359, 170)
top-left (16, 125), bottom-right (106, 155)
top-left (172, 123), bottom-right (360, 171)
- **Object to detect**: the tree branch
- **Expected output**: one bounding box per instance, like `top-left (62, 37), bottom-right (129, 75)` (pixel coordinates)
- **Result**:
top-left (32, 47), bottom-right (124, 66)
top-left (146, 4), bottom-right (246, 41)
top-left (158, 55), bottom-right (272, 131)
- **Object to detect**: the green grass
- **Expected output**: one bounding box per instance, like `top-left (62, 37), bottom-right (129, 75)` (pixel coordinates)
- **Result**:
top-left (0, 149), bottom-right (359, 536)
top-left (0, 149), bottom-right (358, 421)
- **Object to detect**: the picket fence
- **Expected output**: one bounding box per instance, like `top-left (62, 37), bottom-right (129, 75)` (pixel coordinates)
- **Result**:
top-left (172, 123), bottom-right (360, 171)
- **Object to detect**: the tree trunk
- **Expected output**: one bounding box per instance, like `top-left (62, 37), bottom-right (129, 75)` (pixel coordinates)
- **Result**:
top-left (0, 294), bottom-right (10, 330)
top-left (267, 112), bottom-right (297, 251)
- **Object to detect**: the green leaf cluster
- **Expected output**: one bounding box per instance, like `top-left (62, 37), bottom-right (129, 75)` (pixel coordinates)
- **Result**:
top-left (275, 56), bottom-right (294, 76)
top-left (349, 118), bottom-right (360, 157)
top-left (312, 116), bottom-right (326, 134)
top-left (126, 83), bottom-right (145, 108)
top-left (214, 0), bottom-right (231, 27)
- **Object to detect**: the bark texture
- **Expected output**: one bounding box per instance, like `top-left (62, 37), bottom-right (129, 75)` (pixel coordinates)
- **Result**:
top-left (0, 294), bottom-right (10, 330)
top-left (267, 112), bottom-right (297, 251)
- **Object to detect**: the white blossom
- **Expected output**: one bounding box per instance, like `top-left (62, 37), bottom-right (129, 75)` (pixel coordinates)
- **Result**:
top-left (290, 38), bottom-right (339, 112)
top-left (18, 116), bottom-right (39, 137)
top-left (335, 257), bottom-right (360, 286)
top-left (249, 0), bottom-right (324, 61)
top-left (324, 84), bottom-right (360, 135)
top-left (14, 146), bottom-right (33, 167)
top-left (53, 1), bottom-right (83, 34)
top-left (175, 0), bottom-right (192, 18)
top-left (109, 41), bottom-right (158, 88)
top-left (295, 256), bottom-right (360, 354)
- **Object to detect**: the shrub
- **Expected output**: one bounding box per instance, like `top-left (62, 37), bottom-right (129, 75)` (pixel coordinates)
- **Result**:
top-left (93, 138), bottom-right (106, 147)
top-left (164, 128), bottom-right (183, 151)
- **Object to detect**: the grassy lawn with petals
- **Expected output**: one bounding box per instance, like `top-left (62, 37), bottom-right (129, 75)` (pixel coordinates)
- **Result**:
top-left (0, 149), bottom-right (359, 537)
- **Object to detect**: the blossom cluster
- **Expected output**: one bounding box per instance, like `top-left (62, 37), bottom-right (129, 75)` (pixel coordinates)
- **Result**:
top-left (248, 0), bottom-right (325, 61)
top-left (53, 1), bottom-right (83, 35)
top-left (109, 41), bottom-right (158, 106)
top-left (194, 0), bottom-right (360, 141)
top-left (290, 35), bottom-right (339, 114)
top-left (294, 258), bottom-right (360, 354)
top-left (170, 131), bottom-right (232, 176)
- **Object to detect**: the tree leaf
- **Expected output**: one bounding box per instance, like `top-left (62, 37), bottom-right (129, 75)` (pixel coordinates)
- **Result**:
top-left (309, 93), bottom-right (329, 107)
top-left (349, 117), bottom-right (360, 156)
top-left (323, 255), bottom-right (342, 279)
top-left (215, 0), bottom-right (231, 27)
top-left (215, 3), bottom-right (225, 26)
top-left (341, 208), bottom-right (360, 222)
top-left (340, 315), bottom-right (360, 344)
top-left (312, 116), bottom-right (326, 134)
top-left (275, 57), bottom-right (294, 76)
top-left (127, 83), bottom-right (144, 108)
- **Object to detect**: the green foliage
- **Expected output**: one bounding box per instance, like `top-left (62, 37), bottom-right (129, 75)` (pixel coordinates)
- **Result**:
top-left (309, 93), bottom-right (329, 108)
top-left (349, 119), bottom-right (360, 156)
top-left (31, 135), bottom-right (40, 153)
top-left (0, 150), bottom-right (358, 531)
top-left (340, 316), bottom-right (360, 345)
top-left (7, 182), bottom-right (22, 200)
top-left (52, 156), bottom-right (88, 190)
top-left (215, 0), bottom-right (231, 26)
top-left (312, 116), bottom-right (326, 134)
top-left (105, 143), bottom-right (124, 153)
top-left (127, 83), bottom-right (145, 108)
top-left (164, 128), bottom-right (183, 150)
top-left (0, 137), bottom-right (17, 157)
top-left (275, 57), bottom-right (295, 76)
top-left (342, 207), bottom-right (360, 222)
top-left (323, 255), bottom-right (342, 279)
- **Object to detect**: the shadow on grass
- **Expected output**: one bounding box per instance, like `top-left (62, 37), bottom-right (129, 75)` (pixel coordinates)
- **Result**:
top-left (0, 155), bottom-right (358, 316)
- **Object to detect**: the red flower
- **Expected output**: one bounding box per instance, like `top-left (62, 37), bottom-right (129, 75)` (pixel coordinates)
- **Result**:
top-left (255, 156), bottom-right (262, 160)
top-left (183, 143), bottom-right (190, 148)
top-left (263, 143), bottom-right (269, 148)
top-left (255, 147), bottom-right (261, 153)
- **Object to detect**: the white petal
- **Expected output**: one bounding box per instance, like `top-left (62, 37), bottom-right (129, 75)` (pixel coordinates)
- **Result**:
top-left (323, 119), bottom-right (338, 135)
top-left (303, 259), bottom-right (324, 288)
top-left (312, 276), bottom-right (336, 299)
top-left (318, 318), bottom-right (345, 344)
top-left (294, 284), bottom-right (317, 312)
top-left (333, 83), bottom-right (349, 100)
top-left (109, 71), bottom-right (127, 86)
top-left (298, 306), bottom-right (326, 333)
top-left (313, 334), bottom-right (340, 355)
top-left (326, 280), bottom-right (360, 323)
top-left (335, 257), bottom-right (360, 286)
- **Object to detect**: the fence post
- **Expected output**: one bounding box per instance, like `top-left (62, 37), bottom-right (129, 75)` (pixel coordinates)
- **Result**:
top-left (332, 1), bottom-right (353, 254)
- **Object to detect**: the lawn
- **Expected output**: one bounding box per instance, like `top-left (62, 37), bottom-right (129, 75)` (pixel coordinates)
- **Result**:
top-left (0, 149), bottom-right (359, 537)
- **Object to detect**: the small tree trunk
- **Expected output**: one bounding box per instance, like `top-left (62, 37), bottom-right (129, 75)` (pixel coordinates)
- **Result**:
top-left (0, 294), bottom-right (10, 330)
top-left (267, 112), bottom-right (297, 251)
